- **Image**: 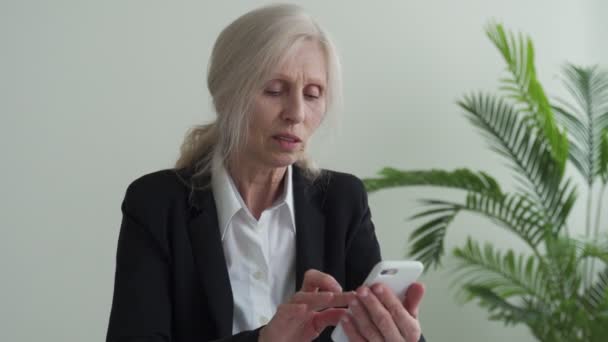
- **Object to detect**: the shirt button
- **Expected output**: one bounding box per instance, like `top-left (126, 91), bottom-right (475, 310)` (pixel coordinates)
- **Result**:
top-left (259, 315), bottom-right (269, 325)
top-left (253, 270), bottom-right (264, 280)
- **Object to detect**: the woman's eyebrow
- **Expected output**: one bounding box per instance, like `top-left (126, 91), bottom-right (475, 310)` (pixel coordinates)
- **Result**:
top-left (272, 73), bottom-right (326, 87)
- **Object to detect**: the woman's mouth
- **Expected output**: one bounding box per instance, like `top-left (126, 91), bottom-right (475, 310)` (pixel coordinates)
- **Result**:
top-left (273, 134), bottom-right (301, 150)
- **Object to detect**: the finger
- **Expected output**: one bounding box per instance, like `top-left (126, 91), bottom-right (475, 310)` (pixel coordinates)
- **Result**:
top-left (357, 286), bottom-right (403, 341)
top-left (329, 291), bottom-right (357, 308)
top-left (301, 308), bottom-right (346, 341)
top-left (340, 314), bottom-right (366, 342)
top-left (290, 291), bottom-right (357, 311)
top-left (372, 283), bottom-right (420, 341)
top-left (262, 304), bottom-right (307, 341)
top-left (312, 308), bottom-right (347, 332)
top-left (403, 282), bottom-right (425, 319)
top-left (301, 269), bottom-right (343, 292)
top-left (348, 297), bottom-right (384, 341)
top-left (290, 291), bottom-right (333, 311)
top-left (296, 309), bottom-right (319, 341)
top-left (274, 303), bottom-right (309, 326)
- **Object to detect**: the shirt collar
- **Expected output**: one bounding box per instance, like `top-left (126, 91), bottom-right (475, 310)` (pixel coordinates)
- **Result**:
top-left (211, 156), bottom-right (296, 240)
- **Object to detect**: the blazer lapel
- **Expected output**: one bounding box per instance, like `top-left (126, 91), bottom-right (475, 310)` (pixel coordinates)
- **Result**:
top-left (293, 167), bottom-right (326, 290)
top-left (186, 182), bottom-right (233, 337)
top-left (181, 166), bottom-right (327, 333)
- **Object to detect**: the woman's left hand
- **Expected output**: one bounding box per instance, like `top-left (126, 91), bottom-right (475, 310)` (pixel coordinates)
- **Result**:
top-left (340, 282), bottom-right (425, 342)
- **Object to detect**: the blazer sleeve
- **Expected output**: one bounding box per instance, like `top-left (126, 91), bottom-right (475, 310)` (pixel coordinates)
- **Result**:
top-left (344, 179), bottom-right (382, 291)
top-left (342, 178), bottom-right (427, 342)
top-left (106, 185), bottom-right (173, 342)
top-left (106, 185), bottom-right (264, 342)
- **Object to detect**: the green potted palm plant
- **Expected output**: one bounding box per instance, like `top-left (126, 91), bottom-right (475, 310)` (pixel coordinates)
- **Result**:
top-left (363, 23), bottom-right (608, 341)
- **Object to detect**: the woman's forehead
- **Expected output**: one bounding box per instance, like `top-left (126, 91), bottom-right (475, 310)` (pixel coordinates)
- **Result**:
top-left (271, 41), bottom-right (328, 85)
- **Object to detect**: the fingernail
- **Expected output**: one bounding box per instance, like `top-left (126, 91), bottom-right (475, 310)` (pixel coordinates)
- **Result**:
top-left (359, 288), bottom-right (369, 297)
top-left (373, 285), bottom-right (383, 294)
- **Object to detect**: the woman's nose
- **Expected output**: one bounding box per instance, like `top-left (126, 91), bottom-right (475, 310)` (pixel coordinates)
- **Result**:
top-left (281, 92), bottom-right (305, 124)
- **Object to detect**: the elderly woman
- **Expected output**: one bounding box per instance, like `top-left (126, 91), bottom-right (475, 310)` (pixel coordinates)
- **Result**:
top-left (106, 4), bottom-right (425, 342)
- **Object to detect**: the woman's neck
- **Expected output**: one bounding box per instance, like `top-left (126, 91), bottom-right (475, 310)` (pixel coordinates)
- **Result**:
top-left (227, 159), bottom-right (287, 220)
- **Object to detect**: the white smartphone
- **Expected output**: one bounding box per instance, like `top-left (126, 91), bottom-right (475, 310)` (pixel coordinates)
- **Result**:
top-left (331, 260), bottom-right (424, 342)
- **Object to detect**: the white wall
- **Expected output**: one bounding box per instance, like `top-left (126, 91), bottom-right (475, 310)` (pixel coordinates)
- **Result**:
top-left (1, 1), bottom-right (604, 341)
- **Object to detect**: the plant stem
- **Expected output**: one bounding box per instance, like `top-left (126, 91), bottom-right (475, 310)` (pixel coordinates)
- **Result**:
top-left (585, 181), bottom-right (593, 288)
top-left (593, 182), bottom-right (607, 240)
top-left (589, 182), bottom-right (607, 281)
top-left (586, 181), bottom-right (593, 237)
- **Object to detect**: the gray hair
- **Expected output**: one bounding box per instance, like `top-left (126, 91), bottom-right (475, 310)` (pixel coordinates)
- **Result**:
top-left (175, 3), bottom-right (342, 184)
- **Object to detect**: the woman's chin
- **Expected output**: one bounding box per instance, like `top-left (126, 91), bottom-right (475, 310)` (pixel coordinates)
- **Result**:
top-left (265, 153), bottom-right (299, 169)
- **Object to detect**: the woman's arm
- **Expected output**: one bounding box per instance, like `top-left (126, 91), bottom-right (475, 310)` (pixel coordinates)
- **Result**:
top-left (342, 178), bottom-right (427, 342)
top-left (106, 186), bottom-right (265, 342)
top-left (106, 188), bottom-right (173, 341)
top-left (344, 179), bottom-right (382, 291)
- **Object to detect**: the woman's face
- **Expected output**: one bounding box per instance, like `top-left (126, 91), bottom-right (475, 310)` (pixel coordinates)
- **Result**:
top-left (243, 39), bottom-right (327, 169)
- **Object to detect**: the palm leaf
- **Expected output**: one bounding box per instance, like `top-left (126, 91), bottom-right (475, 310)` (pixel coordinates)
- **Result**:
top-left (461, 193), bottom-right (547, 249)
top-left (453, 238), bottom-right (549, 301)
top-left (578, 239), bottom-right (608, 265)
top-left (409, 192), bottom-right (546, 270)
top-left (578, 263), bottom-right (608, 341)
top-left (553, 64), bottom-right (608, 185)
top-left (459, 93), bottom-right (577, 232)
top-left (486, 23), bottom-right (569, 174)
top-left (581, 267), bottom-right (608, 313)
top-left (408, 207), bottom-right (459, 269)
top-left (463, 284), bottom-right (541, 325)
top-left (601, 129), bottom-right (608, 183)
top-left (363, 168), bottom-right (503, 198)
top-left (542, 236), bottom-right (584, 301)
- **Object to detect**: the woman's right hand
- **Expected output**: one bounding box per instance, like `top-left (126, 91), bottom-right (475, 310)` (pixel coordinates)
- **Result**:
top-left (259, 270), bottom-right (355, 342)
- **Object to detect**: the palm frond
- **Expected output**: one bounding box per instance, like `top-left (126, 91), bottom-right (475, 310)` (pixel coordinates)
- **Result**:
top-left (363, 168), bottom-right (503, 198)
top-left (459, 93), bottom-right (577, 232)
top-left (578, 240), bottom-right (608, 265)
top-left (553, 64), bottom-right (608, 185)
top-left (463, 284), bottom-right (541, 325)
top-left (543, 236), bottom-right (584, 298)
top-left (408, 206), bottom-right (459, 269)
top-left (461, 193), bottom-right (547, 249)
top-left (486, 22), bottom-right (569, 174)
top-left (547, 178), bottom-right (578, 234)
top-left (601, 129), bottom-right (608, 183)
top-left (578, 262), bottom-right (608, 341)
top-left (453, 238), bottom-right (549, 301)
top-left (408, 192), bottom-right (546, 270)
top-left (581, 267), bottom-right (608, 312)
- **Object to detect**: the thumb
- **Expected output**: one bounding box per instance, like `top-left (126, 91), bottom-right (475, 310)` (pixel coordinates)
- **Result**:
top-left (403, 282), bottom-right (425, 318)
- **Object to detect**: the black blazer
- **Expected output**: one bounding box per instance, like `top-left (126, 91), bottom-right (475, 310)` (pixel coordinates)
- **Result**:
top-left (106, 166), bottom-right (423, 342)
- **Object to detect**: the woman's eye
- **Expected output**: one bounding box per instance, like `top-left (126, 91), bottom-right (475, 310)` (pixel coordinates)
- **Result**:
top-left (264, 90), bottom-right (281, 96)
top-left (304, 86), bottom-right (321, 100)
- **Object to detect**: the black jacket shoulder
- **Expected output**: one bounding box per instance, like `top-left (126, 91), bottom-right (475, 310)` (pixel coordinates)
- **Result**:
top-left (124, 167), bottom-right (369, 214)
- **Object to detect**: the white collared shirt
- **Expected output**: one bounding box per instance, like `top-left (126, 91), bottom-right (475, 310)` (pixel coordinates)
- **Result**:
top-left (211, 159), bottom-right (297, 334)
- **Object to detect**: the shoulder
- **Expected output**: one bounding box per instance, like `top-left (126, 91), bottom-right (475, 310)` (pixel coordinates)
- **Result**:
top-left (121, 169), bottom-right (191, 219)
top-left (318, 169), bottom-right (366, 194)
top-left (312, 169), bottom-right (369, 210)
